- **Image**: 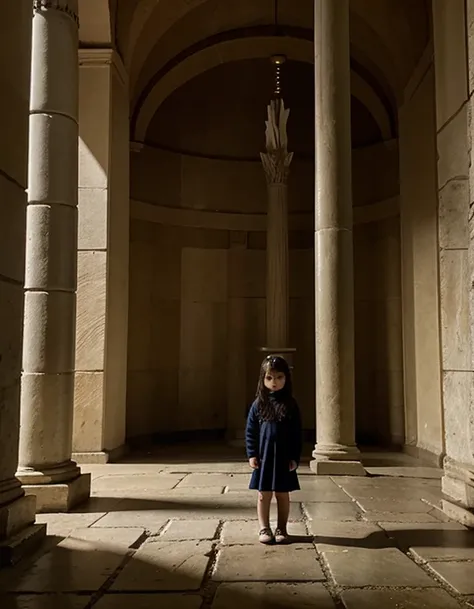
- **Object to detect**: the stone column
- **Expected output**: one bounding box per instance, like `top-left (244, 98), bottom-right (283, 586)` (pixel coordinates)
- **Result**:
top-left (260, 98), bottom-right (294, 360)
top-left (17, 0), bottom-right (91, 512)
top-left (0, 0), bottom-right (46, 565)
top-left (310, 0), bottom-right (365, 476)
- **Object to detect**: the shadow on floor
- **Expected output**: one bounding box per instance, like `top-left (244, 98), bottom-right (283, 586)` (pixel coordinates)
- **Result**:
top-left (0, 534), bottom-right (333, 609)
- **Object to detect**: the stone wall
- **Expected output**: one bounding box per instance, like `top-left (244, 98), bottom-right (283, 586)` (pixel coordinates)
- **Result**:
top-left (126, 144), bottom-right (402, 443)
top-left (73, 51), bottom-right (130, 462)
top-left (399, 56), bottom-right (444, 463)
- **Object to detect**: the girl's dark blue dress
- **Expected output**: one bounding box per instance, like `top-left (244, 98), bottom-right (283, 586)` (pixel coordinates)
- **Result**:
top-left (245, 396), bottom-right (302, 492)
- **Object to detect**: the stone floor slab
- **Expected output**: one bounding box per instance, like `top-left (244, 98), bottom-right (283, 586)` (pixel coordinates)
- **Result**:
top-left (35, 512), bottom-right (106, 537)
top-left (323, 547), bottom-right (435, 587)
top-left (222, 521), bottom-right (308, 545)
top-left (0, 595), bottom-right (91, 609)
top-left (292, 488), bottom-right (352, 503)
top-left (341, 588), bottom-right (464, 609)
top-left (160, 519), bottom-right (220, 540)
top-left (309, 522), bottom-right (390, 551)
top-left (91, 495), bottom-right (301, 522)
top-left (356, 498), bottom-right (432, 513)
top-left (177, 474), bottom-right (250, 489)
top-left (111, 540), bottom-right (212, 591)
top-left (380, 522), bottom-right (474, 561)
top-left (62, 527), bottom-right (144, 549)
top-left (94, 593), bottom-right (203, 608)
top-left (212, 583), bottom-right (336, 608)
top-left (342, 485), bottom-right (443, 501)
top-left (91, 474), bottom-right (184, 495)
top-left (364, 466), bottom-right (442, 479)
top-left (0, 528), bottom-right (143, 593)
top-left (361, 511), bottom-right (442, 523)
top-left (213, 545), bottom-right (324, 582)
top-left (92, 511), bottom-right (168, 532)
top-left (428, 561), bottom-right (474, 595)
top-left (303, 502), bottom-right (360, 521)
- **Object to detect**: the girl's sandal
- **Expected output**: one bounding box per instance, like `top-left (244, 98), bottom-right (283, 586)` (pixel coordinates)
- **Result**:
top-left (258, 527), bottom-right (274, 544)
top-left (274, 528), bottom-right (289, 544)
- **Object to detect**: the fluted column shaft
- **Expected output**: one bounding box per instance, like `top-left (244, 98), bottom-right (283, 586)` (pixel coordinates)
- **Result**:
top-left (266, 183), bottom-right (289, 348)
top-left (18, 1), bottom-right (91, 506)
top-left (311, 0), bottom-right (364, 475)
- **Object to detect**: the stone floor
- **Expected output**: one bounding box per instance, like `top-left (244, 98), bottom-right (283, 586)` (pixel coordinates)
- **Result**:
top-left (1, 445), bottom-right (474, 608)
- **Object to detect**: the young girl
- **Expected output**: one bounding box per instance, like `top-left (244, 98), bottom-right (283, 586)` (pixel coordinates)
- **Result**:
top-left (245, 355), bottom-right (302, 544)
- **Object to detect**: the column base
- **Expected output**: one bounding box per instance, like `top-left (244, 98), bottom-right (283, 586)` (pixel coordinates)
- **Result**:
top-left (0, 493), bottom-right (46, 567)
top-left (0, 524), bottom-right (47, 567)
top-left (441, 457), bottom-right (474, 528)
top-left (0, 495), bottom-right (36, 538)
top-left (73, 444), bottom-right (128, 464)
top-left (22, 473), bottom-right (91, 513)
top-left (311, 444), bottom-right (366, 476)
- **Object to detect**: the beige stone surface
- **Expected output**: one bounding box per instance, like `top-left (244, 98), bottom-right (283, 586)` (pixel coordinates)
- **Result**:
top-left (303, 502), bottom-right (361, 522)
top-left (221, 521), bottom-right (307, 545)
top-left (438, 179), bottom-right (469, 249)
top-left (355, 498), bottom-right (432, 513)
top-left (361, 511), bottom-right (442, 523)
top-left (429, 561), bottom-right (474, 594)
top-left (213, 545), bottom-right (324, 582)
top-left (24, 203), bottom-right (77, 292)
top-left (341, 589), bottom-right (464, 609)
top-left (432, 0), bottom-right (468, 128)
top-left (0, 596), bottom-right (91, 609)
top-left (160, 519), bottom-right (220, 540)
top-left (440, 250), bottom-right (470, 371)
top-left (22, 291), bottom-right (76, 373)
top-left (111, 540), bottom-right (212, 591)
top-left (437, 104), bottom-right (469, 189)
top-left (399, 64), bottom-right (444, 458)
top-left (323, 547), bottom-right (435, 587)
top-left (73, 372), bottom-right (104, 453)
top-left (35, 512), bottom-right (105, 537)
top-left (310, 521), bottom-right (387, 552)
top-left (4, 451), bottom-right (474, 605)
top-left (75, 250), bottom-right (107, 371)
top-left (380, 521), bottom-right (474, 561)
top-left (92, 511), bottom-right (168, 532)
top-left (443, 371), bottom-right (473, 464)
top-left (212, 583), bottom-right (335, 608)
top-left (94, 595), bottom-right (202, 609)
top-left (78, 187), bottom-right (107, 250)
top-left (1, 528), bottom-right (143, 592)
top-left (178, 474), bottom-right (249, 489)
top-left (92, 473), bottom-right (184, 494)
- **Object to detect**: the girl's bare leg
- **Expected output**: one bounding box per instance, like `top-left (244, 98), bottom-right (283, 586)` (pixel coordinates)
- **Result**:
top-left (257, 491), bottom-right (272, 529)
top-left (275, 492), bottom-right (290, 532)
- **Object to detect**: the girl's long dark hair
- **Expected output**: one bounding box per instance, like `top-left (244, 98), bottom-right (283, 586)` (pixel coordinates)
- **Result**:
top-left (256, 355), bottom-right (294, 422)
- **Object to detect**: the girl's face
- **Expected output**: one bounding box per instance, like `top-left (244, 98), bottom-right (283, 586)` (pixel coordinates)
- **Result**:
top-left (263, 368), bottom-right (286, 392)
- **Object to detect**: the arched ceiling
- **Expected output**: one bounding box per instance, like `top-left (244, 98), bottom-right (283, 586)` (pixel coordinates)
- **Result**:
top-left (80, 0), bottom-right (430, 147)
top-left (147, 59), bottom-right (383, 159)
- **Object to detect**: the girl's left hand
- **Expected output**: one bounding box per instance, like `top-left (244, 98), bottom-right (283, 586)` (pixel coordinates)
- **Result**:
top-left (289, 460), bottom-right (297, 471)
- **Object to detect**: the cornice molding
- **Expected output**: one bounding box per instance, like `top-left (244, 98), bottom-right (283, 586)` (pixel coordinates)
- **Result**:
top-left (78, 48), bottom-right (128, 86)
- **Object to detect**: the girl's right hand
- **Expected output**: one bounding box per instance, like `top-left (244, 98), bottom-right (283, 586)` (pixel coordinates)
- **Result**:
top-left (249, 457), bottom-right (259, 469)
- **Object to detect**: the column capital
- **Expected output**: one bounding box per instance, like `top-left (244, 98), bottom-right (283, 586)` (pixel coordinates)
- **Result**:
top-left (33, 0), bottom-right (79, 27)
top-left (260, 99), bottom-right (293, 185)
top-left (78, 48), bottom-right (128, 86)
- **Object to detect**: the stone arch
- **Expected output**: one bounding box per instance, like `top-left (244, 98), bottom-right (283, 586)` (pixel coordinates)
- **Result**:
top-left (132, 36), bottom-right (392, 143)
top-left (125, 0), bottom-right (411, 105)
